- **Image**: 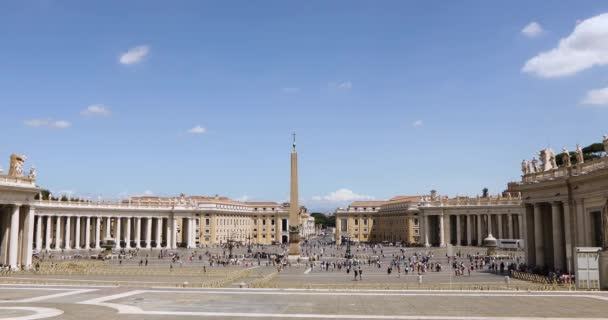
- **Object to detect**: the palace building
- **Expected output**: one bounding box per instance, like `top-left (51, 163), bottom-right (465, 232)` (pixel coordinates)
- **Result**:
top-left (335, 191), bottom-right (524, 247)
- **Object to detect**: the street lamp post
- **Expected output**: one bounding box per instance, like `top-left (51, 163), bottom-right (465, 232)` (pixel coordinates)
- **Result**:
top-left (345, 235), bottom-right (352, 259)
top-left (247, 234), bottom-right (252, 254)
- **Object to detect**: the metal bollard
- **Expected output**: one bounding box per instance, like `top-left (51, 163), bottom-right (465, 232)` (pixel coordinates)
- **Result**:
top-left (505, 276), bottom-right (510, 285)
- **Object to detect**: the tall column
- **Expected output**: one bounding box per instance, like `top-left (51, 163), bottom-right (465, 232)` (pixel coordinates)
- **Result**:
top-left (125, 218), bottom-right (132, 249)
top-left (54, 216), bottom-right (61, 249)
top-left (552, 202), bottom-right (565, 271)
top-left (507, 214), bottom-right (514, 239)
top-left (22, 207), bottom-right (35, 268)
top-left (95, 217), bottom-right (101, 249)
top-left (64, 216), bottom-right (72, 250)
top-left (105, 217), bottom-right (111, 238)
top-left (439, 214), bottom-right (445, 247)
top-left (85, 217), bottom-right (91, 249)
top-left (165, 217), bottom-right (172, 249)
top-left (456, 215), bottom-right (461, 246)
top-left (74, 217), bottom-right (81, 249)
top-left (115, 217), bottom-right (122, 249)
top-left (563, 204), bottom-right (573, 274)
top-left (533, 203), bottom-right (545, 267)
top-left (477, 214), bottom-right (482, 245)
top-left (497, 214), bottom-right (503, 239)
top-left (135, 217), bottom-right (142, 248)
top-left (35, 215), bottom-right (42, 251)
top-left (519, 213), bottom-right (525, 240)
top-left (155, 217), bottom-right (162, 248)
top-left (45, 216), bottom-right (51, 250)
top-left (146, 217), bottom-right (152, 249)
top-left (466, 215), bottom-right (472, 246)
top-left (487, 214), bottom-right (493, 235)
top-left (8, 205), bottom-right (20, 269)
top-left (171, 217), bottom-right (177, 249)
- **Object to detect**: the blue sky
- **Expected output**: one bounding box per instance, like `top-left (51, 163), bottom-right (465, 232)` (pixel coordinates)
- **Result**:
top-left (1, 1), bottom-right (607, 211)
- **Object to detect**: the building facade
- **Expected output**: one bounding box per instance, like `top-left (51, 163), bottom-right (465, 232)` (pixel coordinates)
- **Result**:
top-left (514, 139), bottom-right (608, 275)
top-left (335, 192), bottom-right (524, 247)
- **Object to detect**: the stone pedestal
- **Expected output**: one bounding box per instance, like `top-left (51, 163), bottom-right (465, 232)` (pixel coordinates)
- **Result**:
top-left (599, 251), bottom-right (608, 290)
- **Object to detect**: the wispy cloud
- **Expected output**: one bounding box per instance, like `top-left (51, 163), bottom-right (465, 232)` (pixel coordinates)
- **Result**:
top-left (81, 104), bottom-right (111, 117)
top-left (312, 188), bottom-right (374, 203)
top-left (581, 87), bottom-right (608, 106)
top-left (521, 22), bottom-right (544, 38)
top-left (24, 119), bottom-right (71, 129)
top-left (413, 120), bottom-right (424, 127)
top-left (329, 81), bottom-right (353, 91)
top-left (522, 13), bottom-right (608, 78)
top-left (119, 45), bottom-right (150, 65)
top-left (188, 125), bottom-right (207, 134)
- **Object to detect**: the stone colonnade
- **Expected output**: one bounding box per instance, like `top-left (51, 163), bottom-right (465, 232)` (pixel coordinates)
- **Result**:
top-left (524, 201), bottom-right (571, 272)
top-left (31, 214), bottom-right (202, 251)
top-left (0, 205), bottom-right (35, 270)
top-left (420, 211), bottom-right (524, 247)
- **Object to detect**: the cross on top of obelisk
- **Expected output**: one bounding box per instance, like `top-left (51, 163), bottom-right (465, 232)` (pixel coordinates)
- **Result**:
top-left (292, 132), bottom-right (296, 151)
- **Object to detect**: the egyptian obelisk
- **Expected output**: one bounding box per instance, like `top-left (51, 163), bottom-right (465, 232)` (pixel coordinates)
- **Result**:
top-left (288, 132), bottom-right (301, 257)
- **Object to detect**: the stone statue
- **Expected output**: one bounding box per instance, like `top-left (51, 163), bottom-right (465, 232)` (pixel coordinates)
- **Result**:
top-left (562, 148), bottom-right (572, 167)
top-left (575, 144), bottom-right (584, 165)
top-left (604, 135), bottom-right (608, 155)
top-left (521, 160), bottom-right (529, 175)
top-left (550, 152), bottom-right (557, 169)
top-left (531, 157), bottom-right (539, 173)
top-left (28, 166), bottom-right (36, 180)
top-left (8, 154), bottom-right (26, 177)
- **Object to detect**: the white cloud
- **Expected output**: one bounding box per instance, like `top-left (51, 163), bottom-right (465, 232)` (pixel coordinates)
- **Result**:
top-left (24, 119), bottom-right (71, 129)
top-left (522, 13), bottom-right (608, 78)
top-left (236, 195), bottom-right (251, 202)
top-left (329, 81), bottom-right (353, 91)
top-left (312, 188), bottom-right (374, 203)
top-left (282, 87), bottom-right (300, 94)
top-left (119, 45), bottom-right (150, 65)
top-left (81, 104), bottom-right (111, 117)
top-left (188, 125), bottom-right (207, 134)
top-left (521, 22), bottom-right (544, 38)
top-left (143, 190), bottom-right (154, 196)
top-left (413, 120), bottom-right (423, 127)
top-left (581, 87), bottom-right (608, 106)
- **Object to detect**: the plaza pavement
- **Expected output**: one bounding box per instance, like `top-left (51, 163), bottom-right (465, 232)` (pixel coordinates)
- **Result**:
top-left (0, 284), bottom-right (607, 319)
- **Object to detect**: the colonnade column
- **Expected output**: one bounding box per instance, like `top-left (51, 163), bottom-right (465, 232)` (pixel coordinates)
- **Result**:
top-left (533, 203), bottom-right (544, 266)
top-left (466, 215), bottom-right (472, 246)
top-left (125, 218), bottom-right (132, 249)
top-left (487, 214), bottom-right (493, 236)
top-left (165, 217), bottom-right (172, 249)
top-left (8, 205), bottom-right (20, 269)
top-left (105, 217), bottom-right (111, 239)
top-left (552, 202), bottom-right (565, 271)
top-left (74, 217), bottom-right (81, 249)
top-left (456, 215), bottom-right (461, 246)
top-left (115, 218), bottom-right (122, 249)
top-left (134, 217), bottom-right (141, 248)
top-left (64, 217), bottom-right (71, 250)
top-left (519, 213), bottom-right (525, 240)
top-left (507, 214), bottom-right (514, 239)
top-left (497, 214), bottom-right (503, 239)
top-left (155, 218), bottom-right (162, 248)
top-left (146, 217), bottom-right (152, 249)
top-left (439, 214), bottom-right (445, 247)
top-left (171, 217), bottom-right (177, 249)
top-left (45, 216), bottom-right (51, 250)
top-left (23, 207), bottom-right (35, 268)
top-left (54, 216), bottom-right (61, 249)
top-left (95, 217), bottom-right (101, 249)
top-left (35, 216), bottom-right (42, 251)
top-left (85, 217), bottom-right (91, 249)
top-left (477, 214), bottom-right (482, 245)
